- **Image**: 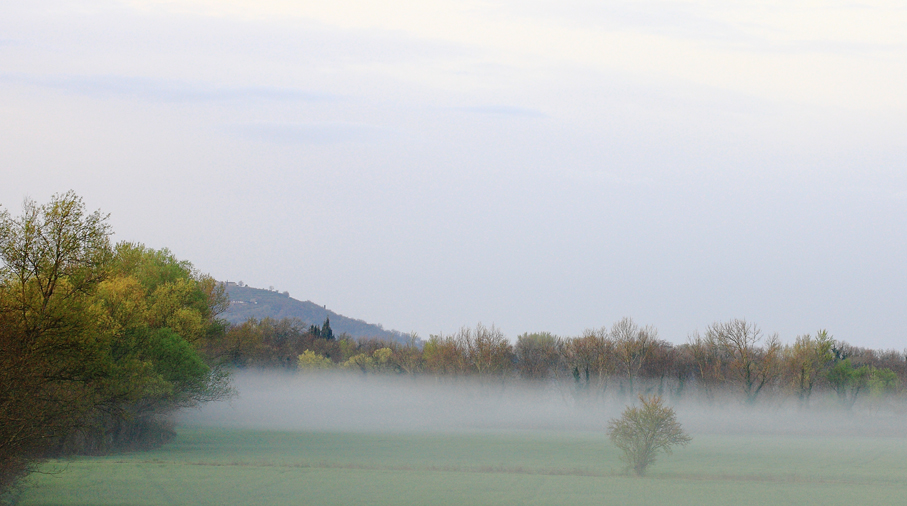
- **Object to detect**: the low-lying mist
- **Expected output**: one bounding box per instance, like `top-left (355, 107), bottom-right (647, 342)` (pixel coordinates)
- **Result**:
top-left (179, 371), bottom-right (907, 437)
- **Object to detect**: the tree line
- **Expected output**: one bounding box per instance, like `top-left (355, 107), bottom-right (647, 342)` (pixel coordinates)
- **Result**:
top-left (222, 317), bottom-right (905, 409)
top-left (2, 192), bottom-right (904, 498)
top-left (0, 193), bottom-right (230, 495)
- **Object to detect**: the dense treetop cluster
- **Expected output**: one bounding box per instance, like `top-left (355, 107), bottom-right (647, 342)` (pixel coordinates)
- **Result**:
top-left (0, 192), bottom-right (230, 493)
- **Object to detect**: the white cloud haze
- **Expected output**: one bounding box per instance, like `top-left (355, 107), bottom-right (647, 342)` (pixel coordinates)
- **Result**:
top-left (2, 0), bottom-right (906, 348)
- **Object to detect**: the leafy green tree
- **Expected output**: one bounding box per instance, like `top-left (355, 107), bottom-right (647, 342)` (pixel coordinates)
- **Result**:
top-left (826, 358), bottom-right (869, 409)
top-left (607, 395), bottom-right (692, 476)
top-left (869, 367), bottom-right (899, 397)
top-left (0, 192), bottom-right (230, 493)
top-left (84, 242), bottom-right (231, 452)
top-left (0, 192), bottom-right (114, 488)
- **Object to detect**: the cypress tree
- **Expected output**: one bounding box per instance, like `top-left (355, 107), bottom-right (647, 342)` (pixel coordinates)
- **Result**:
top-left (320, 317), bottom-right (334, 340)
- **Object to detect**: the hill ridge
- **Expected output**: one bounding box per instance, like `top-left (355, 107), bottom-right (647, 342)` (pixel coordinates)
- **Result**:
top-left (220, 282), bottom-right (410, 343)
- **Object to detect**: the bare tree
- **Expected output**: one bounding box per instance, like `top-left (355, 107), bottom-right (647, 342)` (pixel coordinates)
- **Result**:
top-left (391, 332), bottom-right (424, 375)
top-left (462, 323), bottom-right (512, 376)
top-left (562, 327), bottom-right (615, 398)
top-left (423, 334), bottom-right (468, 376)
top-left (705, 319), bottom-right (781, 404)
top-left (687, 331), bottom-right (727, 402)
top-left (641, 340), bottom-right (682, 397)
top-left (423, 324), bottom-right (512, 377)
top-left (611, 317), bottom-right (657, 395)
top-left (514, 332), bottom-right (561, 380)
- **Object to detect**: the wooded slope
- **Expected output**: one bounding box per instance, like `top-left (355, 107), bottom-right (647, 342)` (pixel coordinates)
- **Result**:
top-left (221, 283), bottom-right (408, 343)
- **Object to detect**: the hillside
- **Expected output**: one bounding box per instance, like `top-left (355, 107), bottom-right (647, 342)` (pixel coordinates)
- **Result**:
top-left (220, 283), bottom-right (410, 343)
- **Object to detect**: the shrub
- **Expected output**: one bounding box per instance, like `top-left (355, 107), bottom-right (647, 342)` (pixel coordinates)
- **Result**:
top-left (607, 395), bottom-right (691, 476)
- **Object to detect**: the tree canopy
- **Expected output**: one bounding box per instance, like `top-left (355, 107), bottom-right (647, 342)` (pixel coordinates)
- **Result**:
top-left (607, 395), bottom-right (691, 476)
top-left (0, 192), bottom-right (230, 492)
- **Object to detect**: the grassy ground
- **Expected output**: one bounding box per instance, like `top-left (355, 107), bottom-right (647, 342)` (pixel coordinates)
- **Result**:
top-left (17, 427), bottom-right (907, 506)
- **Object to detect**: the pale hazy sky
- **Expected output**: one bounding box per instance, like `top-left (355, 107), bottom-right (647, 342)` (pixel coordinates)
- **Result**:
top-left (2, 1), bottom-right (906, 348)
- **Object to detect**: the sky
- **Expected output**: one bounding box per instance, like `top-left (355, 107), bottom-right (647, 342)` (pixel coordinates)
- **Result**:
top-left (2, 0), bottom-right (906, 349)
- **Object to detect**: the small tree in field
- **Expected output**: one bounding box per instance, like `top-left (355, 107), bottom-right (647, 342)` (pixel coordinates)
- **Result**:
top-left (607, 395), bottom-right (691, 476)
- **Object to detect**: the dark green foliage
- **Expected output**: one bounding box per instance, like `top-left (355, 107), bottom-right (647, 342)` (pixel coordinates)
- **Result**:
top-left (144, 328), bottom-right (211, 394)
top-left (320, 317), bottom-right (333, 340)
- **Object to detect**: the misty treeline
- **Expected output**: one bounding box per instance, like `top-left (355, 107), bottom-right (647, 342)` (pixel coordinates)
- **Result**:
top-left (222, 316), bottom-right (906, 410)
top-left (0, 193), bottom-right (230, 495)
top-left (2, 194), bottom-right (905, 500)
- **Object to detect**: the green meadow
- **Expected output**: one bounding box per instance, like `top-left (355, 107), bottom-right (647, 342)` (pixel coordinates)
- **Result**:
top-left (18, 427), bottom-right (907, 506)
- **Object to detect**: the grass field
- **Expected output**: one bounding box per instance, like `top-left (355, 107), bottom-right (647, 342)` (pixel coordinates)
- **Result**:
top-left (16, 426), bottom-right (907, 506)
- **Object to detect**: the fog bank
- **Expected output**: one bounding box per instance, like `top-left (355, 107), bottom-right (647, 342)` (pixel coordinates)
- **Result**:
top-left (180, 371), bottom-right (907, 437)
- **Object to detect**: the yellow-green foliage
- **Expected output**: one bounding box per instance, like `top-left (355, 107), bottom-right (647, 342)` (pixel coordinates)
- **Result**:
top-left (869, 367), bottom-right (899, 397)
top-left (373, 347), bottom-right (394, 370)
top-left (608, 395), bottom-right (692, 476)
top-left (338, 339), bottom-right (358, 362)
top-left (297, 350), bottom-right (333, 370)
top-left (343, 353), bottom-right (375, 373)
top-left (0, 192), bottom-right (229, 491)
